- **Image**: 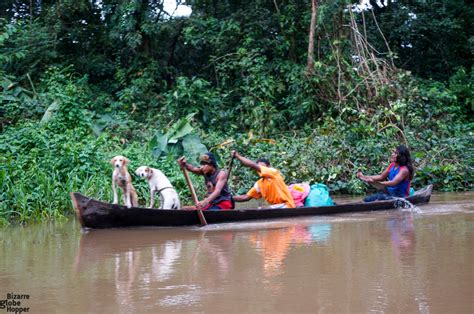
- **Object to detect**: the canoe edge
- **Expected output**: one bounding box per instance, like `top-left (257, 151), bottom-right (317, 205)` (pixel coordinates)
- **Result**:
top-left (70, 192), bottom-right (85, 228)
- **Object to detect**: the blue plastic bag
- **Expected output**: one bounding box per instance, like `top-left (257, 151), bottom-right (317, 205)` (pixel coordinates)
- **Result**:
top-left (304, 183), bottom-right (335, 207)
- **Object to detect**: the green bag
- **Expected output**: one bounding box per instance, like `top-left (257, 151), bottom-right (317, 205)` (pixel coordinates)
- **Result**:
top-left (304, 183), bottom-right (335, 207)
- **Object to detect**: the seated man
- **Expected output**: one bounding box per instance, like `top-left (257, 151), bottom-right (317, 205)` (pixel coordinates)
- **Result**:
top-left (232, 151), bottom-right (295, 208)
top-left (177, 152), bottom-right (234, 210)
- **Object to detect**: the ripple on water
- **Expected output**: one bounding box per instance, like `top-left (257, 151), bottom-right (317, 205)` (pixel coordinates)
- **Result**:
top-left (156, 285), bottom-right (204, 308)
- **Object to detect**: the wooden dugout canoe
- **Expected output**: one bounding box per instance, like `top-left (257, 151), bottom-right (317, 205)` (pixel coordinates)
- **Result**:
top-left (70, 185), bottom-right (433, 229)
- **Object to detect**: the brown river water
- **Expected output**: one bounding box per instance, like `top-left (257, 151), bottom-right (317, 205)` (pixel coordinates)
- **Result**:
top-left (1, 192), bottom-right (473, 313)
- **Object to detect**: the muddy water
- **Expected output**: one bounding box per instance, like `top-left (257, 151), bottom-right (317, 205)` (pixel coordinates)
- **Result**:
top-left (1, 193), bottom-right (473, 313)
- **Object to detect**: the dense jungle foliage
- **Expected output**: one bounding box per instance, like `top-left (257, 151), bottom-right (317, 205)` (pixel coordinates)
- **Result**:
top-left (0, 0), bottom-right (472, 225)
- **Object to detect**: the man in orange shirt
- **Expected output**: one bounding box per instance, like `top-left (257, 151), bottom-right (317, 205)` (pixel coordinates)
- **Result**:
top-left (232, 151), bottom-right (295, 208)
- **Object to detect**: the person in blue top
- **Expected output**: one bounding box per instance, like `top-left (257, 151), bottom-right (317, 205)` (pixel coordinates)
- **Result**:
top-left (357, 145), bottom-right (414, 202)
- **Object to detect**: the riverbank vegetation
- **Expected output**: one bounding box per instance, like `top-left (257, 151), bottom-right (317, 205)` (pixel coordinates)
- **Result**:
top-left (1, 0), bottom-right (472, 225)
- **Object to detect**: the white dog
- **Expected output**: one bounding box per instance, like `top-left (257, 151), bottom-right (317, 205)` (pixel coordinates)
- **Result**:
top-left (135, 166), bottom-right (181, 209)
top-left (110, 155), bottom-right (138, 208)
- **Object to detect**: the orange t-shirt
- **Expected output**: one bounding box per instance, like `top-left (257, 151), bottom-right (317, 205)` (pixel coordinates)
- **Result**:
top-left (247, 166), bottom-right (296, 208)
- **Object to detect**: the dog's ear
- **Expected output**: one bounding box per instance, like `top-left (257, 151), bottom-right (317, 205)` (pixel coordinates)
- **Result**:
top-left (110, 157), bottom-right (116, 165)
top-left (124, 157), bottom-right (130, 165)
top-left (145, 166), bottom-right (151, 172)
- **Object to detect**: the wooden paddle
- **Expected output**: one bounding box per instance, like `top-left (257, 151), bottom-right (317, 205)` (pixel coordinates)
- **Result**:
top-left (226, 154), bottom-right (235, 182)
top-left (178, 157), bottom-right (207, 226)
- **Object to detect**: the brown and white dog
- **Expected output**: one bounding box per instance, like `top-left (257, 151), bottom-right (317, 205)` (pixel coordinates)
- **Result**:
top-left (135, 166), bottom-right (180, 209)
top-left (110, 155), bottom-right (138, 208)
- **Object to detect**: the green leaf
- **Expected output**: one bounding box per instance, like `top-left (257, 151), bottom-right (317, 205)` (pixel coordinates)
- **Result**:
top-left (166, 113), bottom-right (196, 142)
top-left (91, 124), bottom-right (104, 136)
top-left (150, 131), bottom-right (169, 157)
top-left (40, 101), bottom-right (59, 124)
top-left (182, 134), bottom-right (208, 160)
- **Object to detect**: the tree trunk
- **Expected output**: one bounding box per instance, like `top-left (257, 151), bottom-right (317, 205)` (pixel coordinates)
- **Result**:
top-left (135, 0), bottom-right (151, 57)
top-left (306, 0), bottom-right (318, 74)
top-left (168, 21), bottom-right (186, 67)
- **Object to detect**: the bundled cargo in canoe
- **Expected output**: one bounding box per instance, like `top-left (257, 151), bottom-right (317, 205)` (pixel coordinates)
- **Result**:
top-left (71, 185), bottom-right (432, 229)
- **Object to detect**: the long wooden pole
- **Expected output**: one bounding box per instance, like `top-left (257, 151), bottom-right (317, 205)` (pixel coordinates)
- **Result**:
top-left (225, 155), bottom-right (236, 209)
top-left (179, 158), bottom-right (207, 226)
top-left (226, 155), bottom-right (235, 182)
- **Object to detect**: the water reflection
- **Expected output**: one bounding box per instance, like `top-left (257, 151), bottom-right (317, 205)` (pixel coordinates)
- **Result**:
top-left (249, 223), bottom-right (333, 278)
top-left (250, 228), bottom-right (291, 277)
top-left (75, 229), bottom-right (185, 272)
top-left (188, 231), bottom-right (236, 285)
top-left (110, 238), bottom-right (186, 310)
top-left (2, 194), bottom-right (471, 313)
top-left (385, 212), bottom-right (434, 313)
top-left (114, 249), bottom-right (141, 311)
top-left (75, 222), bottom-right (334, 301)
top-left (308, 223), bottom-right (332, 243)
top-left (386, 212), bottom-right (416, 265)
top-left (75, 228), bottom-right (242, 309)
top-left (151, 241), bottom-right (182, 281)
top-left (75, 229), bottom-right (192, 278)
top-left (75, 229), bottom-right (195, 310)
